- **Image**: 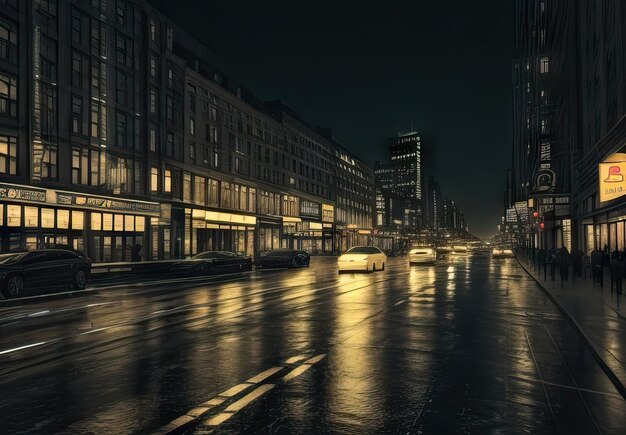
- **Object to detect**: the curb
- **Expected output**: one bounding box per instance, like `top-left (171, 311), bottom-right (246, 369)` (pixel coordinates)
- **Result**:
top-left (516, 256), bottom-right (626, 400)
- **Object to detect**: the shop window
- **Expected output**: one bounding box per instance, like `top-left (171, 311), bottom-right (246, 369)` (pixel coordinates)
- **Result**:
top-left (194, 175), bottom-right (205, 205)
top-left (24, 206), bottom-right (38, 227)
top-left (72, 211), bottom-right (84, 230)
top-left (103, 213), bottom-right (113, 231)
top-left (0, 204), bottom-right (3, 225)
top-left (114, 214), bottom-right (124, 231)
top-left (103, 236), bottom-right (112, 262)
top-left (125, 215), bottom-right (134, 231)
top-left (619, 222), bottom-right (625, 251)
top-left (25, 236), bottom-right (37, 251)
top-left (183, 172), bottom-right (191, 202)
top-left (163, 228), bottom-right (170, 259)
top-left (41, 208), bottom-right (55, 228)
top-left (91, 212), bottom-right (102, 231)
top-left (57, 209), bottom-right (70, 229)
top-left (136, 216), bottom-right (145, 232)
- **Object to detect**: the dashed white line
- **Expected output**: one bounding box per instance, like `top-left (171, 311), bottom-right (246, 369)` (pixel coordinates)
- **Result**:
top-left (282, 364), bottom-right (313, 382)
top-left (283, 354), bottom-right (309, 364)
top-left (246, 367), bottom-right (283, 384)
top-left (224, 384), bottom-right (275, 412)
top-left (0, 341), bottom-right (47, 355)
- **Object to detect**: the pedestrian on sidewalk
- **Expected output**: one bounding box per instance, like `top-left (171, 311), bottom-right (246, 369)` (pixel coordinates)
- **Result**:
top-left (591, 248), bottom-right (604, 287)
top-left (549, 249), bottom-right (557, 281)
top-left (572, 249), bottom-right (583, 280)
top-left (131, 243), bottom-right (142, 262)
top-left (557, 246), bottom-right (570, 288)
top-left (612, 251), bottom-right (624, 295)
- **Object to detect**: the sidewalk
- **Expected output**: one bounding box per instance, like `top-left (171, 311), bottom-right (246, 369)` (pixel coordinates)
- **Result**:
top-left (517, 257), bottom-right (626, 398)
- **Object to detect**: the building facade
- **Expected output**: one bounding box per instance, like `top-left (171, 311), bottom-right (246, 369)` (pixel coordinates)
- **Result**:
top-left (511, 0), bottom-right (578, 252)
top-left (0, 0), bottom-right (373, 261)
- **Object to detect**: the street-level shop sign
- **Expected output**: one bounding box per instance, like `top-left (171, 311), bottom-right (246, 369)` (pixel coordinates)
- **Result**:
top-left (599, 161), bottom-right (626, 203)
top-left (0, 184), bottom-right (47, 203)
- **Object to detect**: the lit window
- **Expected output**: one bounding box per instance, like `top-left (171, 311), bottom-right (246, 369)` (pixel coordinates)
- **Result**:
top-left (114, 214), bottom-right (124, 231)
top-left (124, 215), bottom-right (134, 232)
top-left (151, 167), bottom-right (158, 192)
top-left (150, 19), bottom-right (157, 42)
top-left (540, 56), bottom-right (549, 74)
top-left (102, 213), bottom-right (113, 231)
top-left (41, 208), bottom-right (54, 228)
top-left (7, 204), bottom-right (20, 226)
top-left (91, 213), bottom-right (102, 231)
top-left (57, 209), bottom-right (70, 229)
top-left (72, 211), bottom-right (84, 230)
top-left (164, 168), bottom-right (172, 193)
top-left (24, 206), bottom-right (38, 227)
top-left (0, 135), bottom-right (17, 175)
top-left (136, 216), bottom-right (145, 232)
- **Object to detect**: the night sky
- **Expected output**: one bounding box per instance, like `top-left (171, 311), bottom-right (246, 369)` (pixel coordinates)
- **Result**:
top-left (151, 0), bottom-right (513, 240)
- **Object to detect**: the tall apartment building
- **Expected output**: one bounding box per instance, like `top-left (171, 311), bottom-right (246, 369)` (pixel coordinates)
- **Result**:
top-left (511, 0), bottom-right (577, 251)
top-left (0, 0), bottom-right (374, 261)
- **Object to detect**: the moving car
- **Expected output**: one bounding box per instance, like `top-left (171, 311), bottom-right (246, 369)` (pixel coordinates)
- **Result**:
top-left (255, 249), bottom-right (310, 269)
top-left (186, 251), bottom-right (253, 274)
top-left (452, 245), bottom-right (468, 254)
top-left (0, 249), bottom-right (92, 299)
top-left (492, 247), bottom-right (515, 258)
top-left (338, 246), bottom-right (387, 273)
top-left (409, 247), bottom-right (437, 265)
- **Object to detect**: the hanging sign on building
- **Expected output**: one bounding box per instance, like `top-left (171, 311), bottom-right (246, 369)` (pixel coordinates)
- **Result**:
top-left (0, 184), bottom-right (47, 203)
top-left (506, 208), bottom-right (517, 223)
top-left (599, 161), bottom-right (626, 203)
top-left (514, 201), bottom-right (529, 223)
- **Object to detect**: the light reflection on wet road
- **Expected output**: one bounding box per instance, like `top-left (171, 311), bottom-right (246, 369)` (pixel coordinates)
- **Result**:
top-left (1, 253), bottom-right (626, 434)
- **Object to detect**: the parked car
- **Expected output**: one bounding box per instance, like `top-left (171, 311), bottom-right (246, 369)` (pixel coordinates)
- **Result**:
top-left (409, 247), bottom-right (437, 265)
top-left (185, 251), bottom-right (253, 274)
top-left (255, 250), bottom-right (310, 269)
top-left (338, 246), bottom-right (387, 273)
top-left (0, 249), bottom-right (92, 299)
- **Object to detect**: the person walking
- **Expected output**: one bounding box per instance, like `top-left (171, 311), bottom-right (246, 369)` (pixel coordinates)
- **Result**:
top-left (131, 243), bottom-right (142, 262)
top-left (558, 246), bottom-right (570, 289)
top-left (572, 249), bottom-right (583, 281)
top-left (612, 251), bottom-right (624, 295)
top-left (591, 248), bottom-right (604, 287)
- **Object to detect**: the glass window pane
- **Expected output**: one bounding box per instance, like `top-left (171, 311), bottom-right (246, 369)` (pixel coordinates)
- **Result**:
top-left (135, 216), bottom-right (145, 232)
top-left (72, 211), bottom-right (85, 230)
top-left (57, 209), bottom-right (70, 229)
top-left (41, 208), bottom-right (55, 229)
top-left (0, 204), bottom-right (3, 226)
top-left (114, 214), bottom-right (124, 231)
top-left (24, 206), bottom-right (38, 227)
top-left (7, 204), bottom-right (20, 226)
top-left (103, 213), bottom-right (113, 231)
top-left (91, 212), bottom-right (102, 230)
top-left (124, 215), bottom-right (134, 231)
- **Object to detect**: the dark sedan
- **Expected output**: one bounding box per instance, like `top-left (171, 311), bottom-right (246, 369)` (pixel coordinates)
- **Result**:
top-left (0, 249), bottom-right (92, 299)
top-left (184, 251), bottom-right (253, 275)
top-left (255, 249), bottom-right (311, 269)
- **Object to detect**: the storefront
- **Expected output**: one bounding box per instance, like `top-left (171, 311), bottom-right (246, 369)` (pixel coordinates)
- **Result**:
top-left (186, 208), bottom-right (256, 256)
top-left (0, 183), bottom-right (161, 262)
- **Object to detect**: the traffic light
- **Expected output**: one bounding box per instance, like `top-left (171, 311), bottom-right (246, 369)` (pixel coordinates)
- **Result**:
top-left (539, 222), bottom-right (545, 230)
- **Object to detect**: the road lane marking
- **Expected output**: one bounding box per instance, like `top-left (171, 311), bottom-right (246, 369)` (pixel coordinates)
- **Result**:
top-left (282, 364), bottom-right (312, 382)
top-left (304, 354), bottom-right (326, 365)
top-left (78, 327), bottom-right (110, 335)
top-left (203, 412), bottom-right (235, 427)
top-left (202, 397), bottom-right (226, 407)
top-left (246, 367), bottom-right (283, 384)
top-left (28, 310), bottom-right (50, 317)
top-left (187, 407), bottom-right (211, 418)
top-left (283, 354), bottom-right (308, 364)
top-left (224, 384), bottom-right (275, 412)
top-left (394, 299), bottom-right (407, 307)
top-left (218, 383), bottom-right (253, 398)
top-left (0, 341), bottom-right (47, 355)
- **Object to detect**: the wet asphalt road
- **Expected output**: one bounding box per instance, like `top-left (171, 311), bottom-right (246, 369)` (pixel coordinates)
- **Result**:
top-left (1, 253), bottom-right (626, 434)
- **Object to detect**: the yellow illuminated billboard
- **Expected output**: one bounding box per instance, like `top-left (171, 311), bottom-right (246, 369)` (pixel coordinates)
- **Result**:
top-left (599, 161), bottom-right (626, 202)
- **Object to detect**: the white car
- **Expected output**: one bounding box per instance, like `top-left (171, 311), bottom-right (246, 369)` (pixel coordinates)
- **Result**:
top-left (338, 246), bottom-right (387, 273)
top-left (409, 248), bottom-right (437, 265)
top-left (492, 248), bottom-right (514, 258)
